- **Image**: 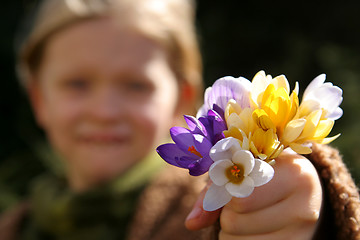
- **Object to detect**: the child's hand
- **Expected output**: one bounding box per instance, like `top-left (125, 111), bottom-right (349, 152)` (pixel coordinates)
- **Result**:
top-left (185, 151), bottom-right (322, 240)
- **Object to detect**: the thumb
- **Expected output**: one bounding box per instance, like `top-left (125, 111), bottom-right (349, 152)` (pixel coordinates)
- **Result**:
top-left (185, 181), bottom-right (221, 231)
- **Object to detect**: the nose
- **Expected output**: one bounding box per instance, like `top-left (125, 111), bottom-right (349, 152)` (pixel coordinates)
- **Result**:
top-left (89, 87), bottom-right (125, 123)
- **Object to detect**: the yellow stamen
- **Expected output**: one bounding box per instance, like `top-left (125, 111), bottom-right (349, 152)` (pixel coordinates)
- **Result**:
top-left (252, 109), bottom-right (275, 132)
top-left (226, 164), bottom-right (245, 184)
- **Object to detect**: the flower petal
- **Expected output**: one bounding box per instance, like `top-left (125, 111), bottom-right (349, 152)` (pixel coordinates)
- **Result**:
top-left (321, 86), bottom-right (343, 113)
top-left (312, 119), bottom-right (334, 139)
top-left (299, 110), bottom-right (322, 139)
top-left (250, 70), bottom-right (270, 106)
top-left (282, 119), bottom-right (306, 143)
top-left (327, 107), bottom-right (343, 121)
top-left (315, 133), bottom-right (341, 144)
top-left (210, 137), bottom-right (241, 162)
top-left (156, 143), bottom-right (194, 168)
top-left (289, 143), bottom-right (312, 154)
top-left (272, 75), bottom-right (290, 93)
top-left (199, 109), bottom-right (227, 145)
top-left (196, 104), bottom-right (208, 119)
top-left (193, 134), bottom-right (213, 156)
top-left (225, 177), bottom-right (255, 198)
top-left (293, 81), bottom-right (299, 96)
top-left (309, 85), bottom-right (343, 115)
top-left (226, 112), bottom-right (244, 129)
top-left (302, 74), bottom-right (343, 120)
top-left (170, 127), bottom-right (194, 152)
top-left (208, 109), bottom-right (227, 134)
top-left (249, 159), bottom-right (274, 187)
top-left (211, 76), bottom-right (252, 109)
top-left (187, 155), bottom-right (214, 176)
top-left (209, 159), bottom-right (233, 186)
top-left (225, 99), bottom-right (243, 120)
top-left (203, 184), bottom-right (232, 211)
top-left (303, 74), bottom-right (326, 99)
top-left (231, 150), bottom-right (255, 175)
top-left (197, 76), bottom-right (252, 118)
top-left (178, 156), bottom-right (199, 168)
top-left (184, 115), bottom-right (207, 136)
top-left (298, 99), bottom-right (321, 118)
top-left (212, 104), bottom-right (225, 120)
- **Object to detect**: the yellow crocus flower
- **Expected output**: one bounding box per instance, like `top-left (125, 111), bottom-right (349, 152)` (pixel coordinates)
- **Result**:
top-left (224, 101), bottom-right (282, 162)
top-left (222, 71), bottom-right (341, 160)
top-left (282, 109), bottom-right (340, 154)
top-left (249, 128), bottom-right (283, 161)
top-left (257, 83), bottom-right (299, 138)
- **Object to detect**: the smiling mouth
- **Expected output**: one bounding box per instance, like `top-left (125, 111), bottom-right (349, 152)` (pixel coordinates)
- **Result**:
top-left (81, 134), bottom-right (131, 144)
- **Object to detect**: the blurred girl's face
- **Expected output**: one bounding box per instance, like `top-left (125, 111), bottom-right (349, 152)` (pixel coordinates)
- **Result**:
top-left (31, 18), bottom-right (180, 191)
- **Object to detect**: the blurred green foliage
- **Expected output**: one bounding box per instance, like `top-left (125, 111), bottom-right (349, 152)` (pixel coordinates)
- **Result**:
top-left (1, 0), bottom-right (360, 211)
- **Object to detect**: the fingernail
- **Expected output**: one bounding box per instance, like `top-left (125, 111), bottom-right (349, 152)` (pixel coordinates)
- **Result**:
top-left (186, 207), bottom-right (202, 221)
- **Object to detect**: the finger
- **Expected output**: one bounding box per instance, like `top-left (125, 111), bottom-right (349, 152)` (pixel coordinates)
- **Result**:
top-left (220, 155), bottom-right (322, 235)
top-left (218, 221), bottom-right (317, 240)
top-left (226, 152), bottom-right (308, 214)
top-left (220, 194), bottom-right (297, 235)
top-left (185, 181), bottom-right (222, 231)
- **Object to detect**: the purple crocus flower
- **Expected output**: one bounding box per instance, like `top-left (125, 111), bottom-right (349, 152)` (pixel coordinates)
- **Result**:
top-left (197, 105), bottom-right (226, 145)
top-left (157, 108), bottom-right (227, 176)
top-left (197, 76), bottom-right (252, 118)
top-left (157, 76), bottom-right (251, 176)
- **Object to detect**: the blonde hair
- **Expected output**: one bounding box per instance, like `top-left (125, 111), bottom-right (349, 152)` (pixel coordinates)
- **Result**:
top-left (18, 0), bottom-right (203, 106)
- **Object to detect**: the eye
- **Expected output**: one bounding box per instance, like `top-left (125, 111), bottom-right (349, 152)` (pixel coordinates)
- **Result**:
top-left (125, 79), bottom-right (153, 93)
top-left (63, 77), bottom-right (91, 92)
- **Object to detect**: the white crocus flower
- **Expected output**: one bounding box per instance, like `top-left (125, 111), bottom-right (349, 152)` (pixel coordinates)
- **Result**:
top-left (300, 74), bottom-right (343, 120)
top-left (203, 137), bottom-right (274, 211)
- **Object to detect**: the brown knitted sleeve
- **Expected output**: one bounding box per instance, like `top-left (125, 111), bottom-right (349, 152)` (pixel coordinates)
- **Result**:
top-left (309, 143), bottom-right (360, 240)
top-left (126, 166), bottom-right (217, 240)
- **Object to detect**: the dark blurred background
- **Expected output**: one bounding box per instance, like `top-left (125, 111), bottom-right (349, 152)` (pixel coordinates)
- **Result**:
top-left (1, 0), bottom-right (360, 211)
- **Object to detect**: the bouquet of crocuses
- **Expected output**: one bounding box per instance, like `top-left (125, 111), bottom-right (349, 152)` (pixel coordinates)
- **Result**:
top-left (157, 71), bottom-right (342, 211)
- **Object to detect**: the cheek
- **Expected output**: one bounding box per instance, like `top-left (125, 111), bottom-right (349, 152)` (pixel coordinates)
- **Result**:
top-left (132, 95), bottom-right (178, 147)
top-left (43, 98), bottom-right (81, 128)
top-left (39, 95), bottom-right (84, 150)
